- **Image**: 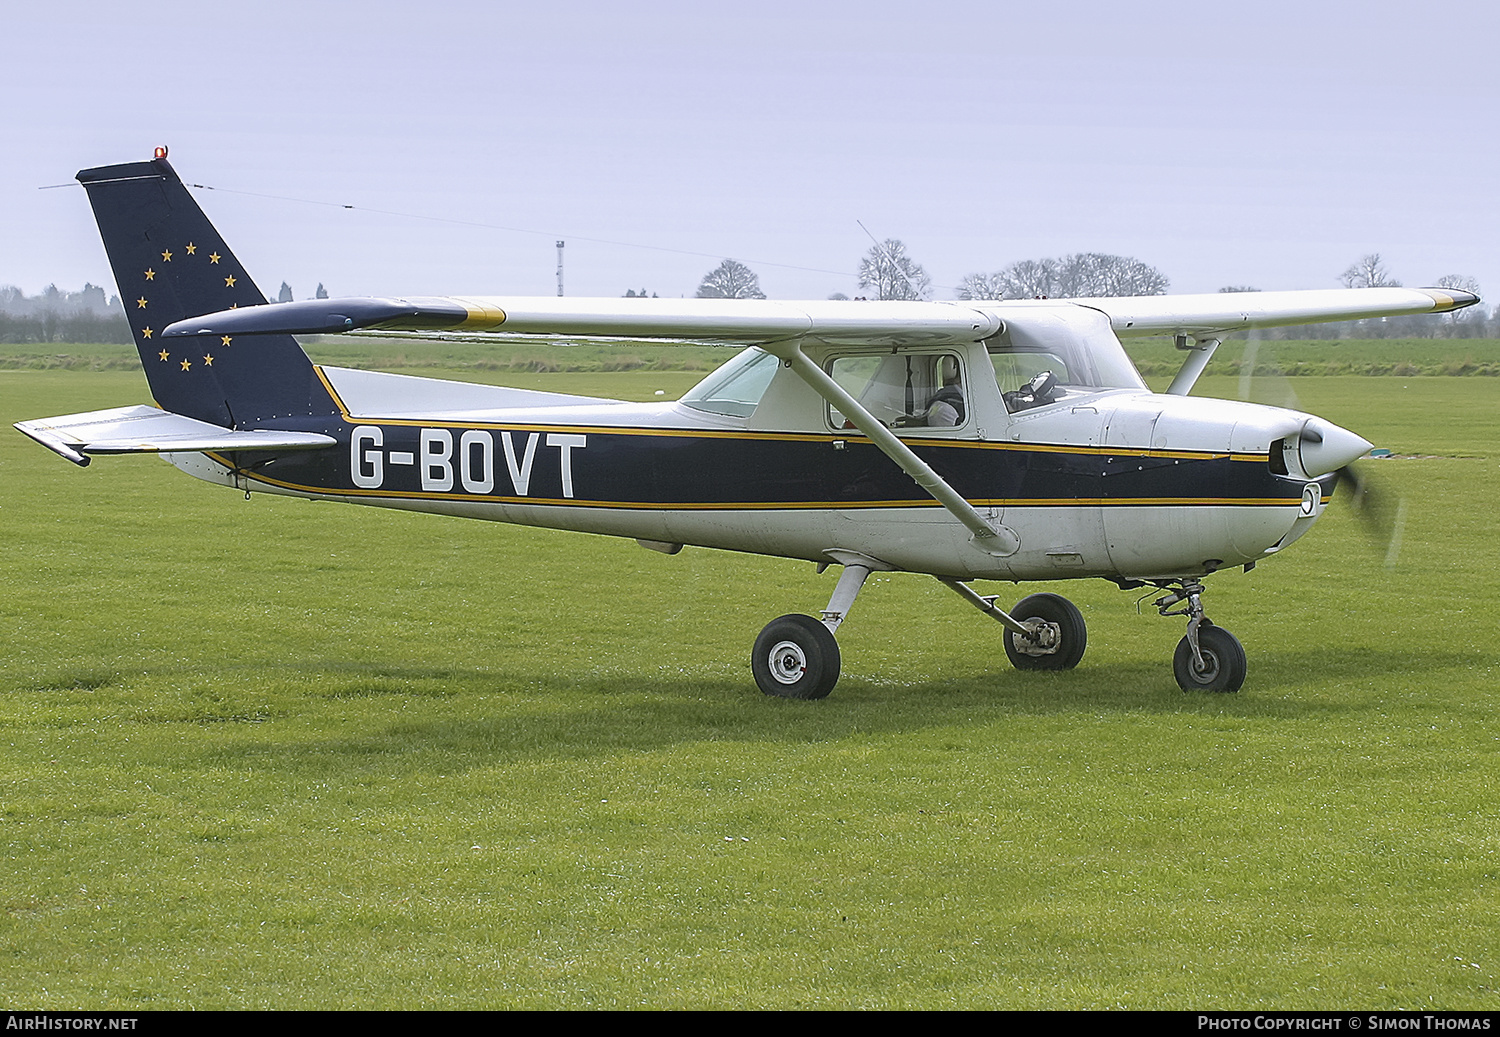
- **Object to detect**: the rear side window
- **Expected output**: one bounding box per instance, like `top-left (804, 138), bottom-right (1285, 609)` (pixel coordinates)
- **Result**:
top-left (826, 353), bottom-right (967, 431)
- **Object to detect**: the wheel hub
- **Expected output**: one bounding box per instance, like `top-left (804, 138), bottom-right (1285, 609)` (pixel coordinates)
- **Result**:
top-left (767, 640), bottom-right (808, 685)
top-left (1191, 648), bottom-right (1221, 682)
top-left (1012, 619), bottom-right (1060, 656)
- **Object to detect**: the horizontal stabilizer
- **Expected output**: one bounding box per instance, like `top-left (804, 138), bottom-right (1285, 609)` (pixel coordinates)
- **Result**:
top-left (163, 297), bottom-right (477, 337)
top-left (15, 405), bottom-right (336, 467)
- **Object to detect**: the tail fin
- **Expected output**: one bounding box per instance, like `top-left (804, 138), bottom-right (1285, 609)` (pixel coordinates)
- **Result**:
top-left (77, 155), bottom-right (337, 427)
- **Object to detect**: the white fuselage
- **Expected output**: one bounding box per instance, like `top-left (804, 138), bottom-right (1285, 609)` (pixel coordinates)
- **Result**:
top-left (166, 330), bottom-right (1359, 584)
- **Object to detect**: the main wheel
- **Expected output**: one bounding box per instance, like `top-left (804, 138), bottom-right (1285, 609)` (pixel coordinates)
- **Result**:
top-left (752, 614), bottom-right (841, 699)
top-left (1003, 592), bottom-right (1087, 671)
top-left (1173, 623), bottom-right (1246, 693)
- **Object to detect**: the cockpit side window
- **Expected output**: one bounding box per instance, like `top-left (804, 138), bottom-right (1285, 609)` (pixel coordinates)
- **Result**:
top-left (992, 349), bottom-right (1074, 394)
top-left (990, 309), bottom-right (1147, 412)
top-left (826, 352), bottom-right (968, 432)
top-left (992, 348), bottom-right (1072, 412)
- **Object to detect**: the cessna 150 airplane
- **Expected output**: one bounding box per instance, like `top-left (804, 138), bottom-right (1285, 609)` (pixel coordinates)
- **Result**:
top-left (15, 152), bottom-right (1481, 697)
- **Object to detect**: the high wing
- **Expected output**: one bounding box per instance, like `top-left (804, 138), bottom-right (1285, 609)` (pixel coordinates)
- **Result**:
top-left (158, 288), bottom-right (1480, 484)
top-left (14, 405), bottom-right (335, 467)
top-left (163, 296), bottom-right (1004, 347)
top-left (161, 287), bottom-right (1476, 347)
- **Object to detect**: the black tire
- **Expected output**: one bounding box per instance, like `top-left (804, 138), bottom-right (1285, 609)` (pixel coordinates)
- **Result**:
top-left (1173, 623), bottom-right (1246, 693)
top-left (752, 614), bottom-right (841, 700)
top-left (1003, 592), bottom-right (1087, 671)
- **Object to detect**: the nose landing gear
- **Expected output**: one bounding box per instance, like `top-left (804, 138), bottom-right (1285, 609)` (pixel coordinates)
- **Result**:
top-left (1154, 580), bottom-right (1246, 693)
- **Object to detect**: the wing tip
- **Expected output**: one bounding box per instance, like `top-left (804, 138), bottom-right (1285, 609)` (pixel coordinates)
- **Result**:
top-left (1416, 287), bottom-right (1481, 312)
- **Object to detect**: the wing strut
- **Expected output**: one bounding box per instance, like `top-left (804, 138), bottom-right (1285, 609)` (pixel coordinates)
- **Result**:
top-left (775, 342), bottom-right (1019, 556)
top-left (1165, 335), bottom-right (1221, 396)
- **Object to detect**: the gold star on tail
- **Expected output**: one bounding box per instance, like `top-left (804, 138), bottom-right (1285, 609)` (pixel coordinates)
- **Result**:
top-left (224, 275), bottom-right (237, 287)
top-left (180, 358), bottom-right (191, 371)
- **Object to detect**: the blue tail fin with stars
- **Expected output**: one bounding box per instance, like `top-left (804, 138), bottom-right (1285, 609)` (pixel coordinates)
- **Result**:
top-left (77, 154), bottom-right (337, 428)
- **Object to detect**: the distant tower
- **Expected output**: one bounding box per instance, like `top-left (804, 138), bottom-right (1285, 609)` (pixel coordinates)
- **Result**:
top-left (556, 240), bottom-right (565, 297)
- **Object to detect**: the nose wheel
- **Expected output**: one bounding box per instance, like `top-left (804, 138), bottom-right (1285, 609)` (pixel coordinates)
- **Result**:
top-left (1172, 623), bottom-right (1246, 693)
top-left (1154, 580), bottom-right (1246, 693)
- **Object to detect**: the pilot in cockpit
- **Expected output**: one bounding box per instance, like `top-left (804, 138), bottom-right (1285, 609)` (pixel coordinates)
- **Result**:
top-left (892, 355), bottom-right (965, 427)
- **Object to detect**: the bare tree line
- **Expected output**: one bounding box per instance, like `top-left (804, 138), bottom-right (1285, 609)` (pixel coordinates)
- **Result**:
top-left (0, 284), bottom-right (130, 343)
top-left (956, 253), bottom-right (1170, 301)
top-left (691, 245), bottom-right (1493, 338)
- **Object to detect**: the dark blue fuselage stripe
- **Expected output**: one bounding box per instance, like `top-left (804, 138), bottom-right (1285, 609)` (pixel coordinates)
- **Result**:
top-left (236, 423), bottom-right (1306, 508)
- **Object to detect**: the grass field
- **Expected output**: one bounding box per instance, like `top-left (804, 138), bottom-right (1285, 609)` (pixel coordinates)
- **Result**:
top-left (1, 345), bottom-right (1497, 1008)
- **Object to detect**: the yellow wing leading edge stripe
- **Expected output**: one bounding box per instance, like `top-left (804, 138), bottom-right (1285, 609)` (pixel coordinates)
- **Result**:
top-left (452, 298), bottom-right (508, 331)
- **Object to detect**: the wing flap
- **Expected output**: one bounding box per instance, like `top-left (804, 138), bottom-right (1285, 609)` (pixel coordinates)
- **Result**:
top-left (15, 405), bottom-right (335, 466)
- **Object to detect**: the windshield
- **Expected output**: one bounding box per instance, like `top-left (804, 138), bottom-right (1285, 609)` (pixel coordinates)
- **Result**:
top-left (679, 347), bottom-right (779, 417)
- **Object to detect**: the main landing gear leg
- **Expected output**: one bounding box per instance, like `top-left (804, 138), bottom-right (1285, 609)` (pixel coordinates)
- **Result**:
top-left (751, 564), bottom-right (871, 700)
top-left (1154, 579), bottom-right (1246, 693)
top-left (938, 578), bottom-right (1087, 671)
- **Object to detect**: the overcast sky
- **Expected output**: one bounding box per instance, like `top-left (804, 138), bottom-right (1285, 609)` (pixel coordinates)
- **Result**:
top-left (3, 0), bottom-right (1495, 305)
